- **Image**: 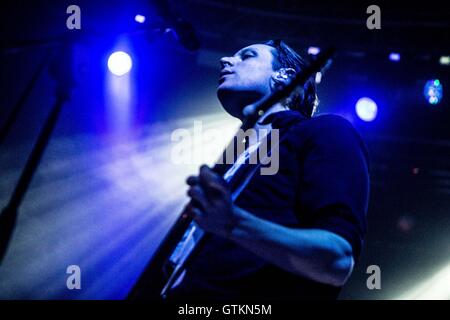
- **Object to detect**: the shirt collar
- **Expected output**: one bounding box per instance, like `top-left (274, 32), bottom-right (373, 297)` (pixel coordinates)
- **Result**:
top-left (258, 110), bottom-right (307, 129)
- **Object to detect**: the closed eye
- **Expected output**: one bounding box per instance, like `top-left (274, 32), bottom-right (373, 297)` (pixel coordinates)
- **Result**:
top-left (240, 50), bottom-right (257, 60)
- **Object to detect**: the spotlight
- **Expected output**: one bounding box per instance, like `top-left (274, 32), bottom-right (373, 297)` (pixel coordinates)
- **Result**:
top-left (389, 52), bottom-right (401, 62)
top-left (355, 97), bottom-right (377, 122)
top-left (307, 47), bottom-right (321, 55)
top-left (108, 51), bottom-right (132, 76)
top-left (135, 14), bottom-right (146, 23)
top-left (439, 56), bottom-right (450, 66)
top-left (424, 79), bottom-right (443, 105)
top-left (315, 72), bottom-right (322, 84)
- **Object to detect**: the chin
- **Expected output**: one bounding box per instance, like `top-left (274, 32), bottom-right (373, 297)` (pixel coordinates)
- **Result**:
top-left (217, 87), bottom-right (244, 119)
top-left (217, 85), bottom-right (266, 120)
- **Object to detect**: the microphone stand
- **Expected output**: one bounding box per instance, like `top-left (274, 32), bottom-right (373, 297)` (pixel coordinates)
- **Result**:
top-left (0, 3), bottom-right (200, 264)
top-left (0, 51), bottom-right (52, 146)
top-left (0, 42), bottom-right (76, 264)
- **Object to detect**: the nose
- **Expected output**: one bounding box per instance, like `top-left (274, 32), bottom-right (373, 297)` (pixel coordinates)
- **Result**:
top-left (220, 56), bottom-right (233, 69)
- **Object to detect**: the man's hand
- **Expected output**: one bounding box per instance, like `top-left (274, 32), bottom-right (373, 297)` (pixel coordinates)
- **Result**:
top-left (185, 165), bottom-right (237, 238)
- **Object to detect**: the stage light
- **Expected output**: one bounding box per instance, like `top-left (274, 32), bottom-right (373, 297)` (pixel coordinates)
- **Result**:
top-left (424, 79), bottom-right (443, 105)
top-left (108, 51), bottom-right (132, 76)
top-left (439, 56), bottom-right (450, 66)
top-left (315, 72), bottom-right (322, 84)
top-left (307, 47), bottom-right (320, 55)
top-left (398, 262), bottom-right (450, 299)
top-left (355, 97), bottom-right (377, 122)
top-left (135, 14), bottom-right (146, 23)
top-left (389, 52), bottom-right (401, 62)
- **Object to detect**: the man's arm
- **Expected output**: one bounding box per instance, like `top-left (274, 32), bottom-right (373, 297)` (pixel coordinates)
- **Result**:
top-left (186, 116), bottom-right (368, 288)
top-left (186, 165), bottom-right (355, 288)
top-left (228, 206), bottom-right (354, 287)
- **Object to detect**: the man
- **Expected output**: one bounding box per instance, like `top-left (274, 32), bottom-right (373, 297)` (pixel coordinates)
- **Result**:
top-left (169, 40), bottom-right (370, 300)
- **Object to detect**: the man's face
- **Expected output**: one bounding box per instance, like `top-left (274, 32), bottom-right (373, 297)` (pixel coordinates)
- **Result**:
top-left (217, 44), bottom-right (277, 118)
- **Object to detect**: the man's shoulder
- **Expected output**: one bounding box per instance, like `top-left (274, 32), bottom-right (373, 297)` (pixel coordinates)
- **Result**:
top-left (289, 113), bottom-right (358, 139)
top-left (286, 113), bottom-right (369, 161)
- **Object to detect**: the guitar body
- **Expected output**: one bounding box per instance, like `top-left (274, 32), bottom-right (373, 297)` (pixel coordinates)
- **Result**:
top-left (127, 211), bottom-right (194, 299)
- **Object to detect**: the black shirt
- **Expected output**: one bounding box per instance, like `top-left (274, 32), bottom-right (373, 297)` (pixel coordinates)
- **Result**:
top-left (169, 110), bottom-right (370, 301)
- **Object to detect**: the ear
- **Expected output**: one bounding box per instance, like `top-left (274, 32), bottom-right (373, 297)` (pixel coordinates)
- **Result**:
top-left (270, 67), bottom-right (296, 91)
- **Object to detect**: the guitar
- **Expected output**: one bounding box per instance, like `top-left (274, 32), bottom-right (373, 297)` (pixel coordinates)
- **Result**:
top-left (127, 47), bottom-right (335, 300)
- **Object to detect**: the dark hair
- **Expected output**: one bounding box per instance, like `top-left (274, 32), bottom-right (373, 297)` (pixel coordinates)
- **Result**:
top-left (263, 39), bottom-right (318, 118)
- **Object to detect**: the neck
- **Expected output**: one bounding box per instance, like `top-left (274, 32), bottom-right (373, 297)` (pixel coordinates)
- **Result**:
top-left (250, 102), bottom-right (288, 131)
top-left (242, 103), bottom-right (287, 146)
